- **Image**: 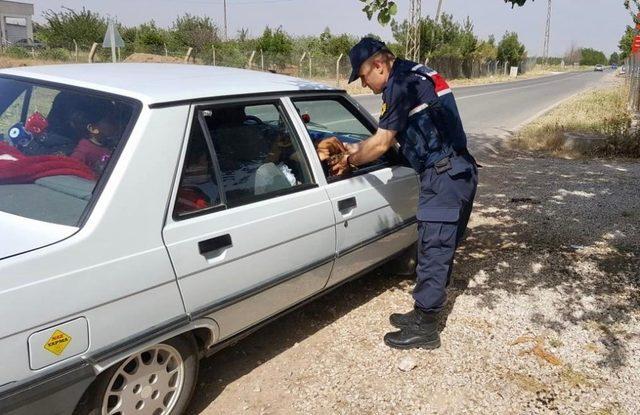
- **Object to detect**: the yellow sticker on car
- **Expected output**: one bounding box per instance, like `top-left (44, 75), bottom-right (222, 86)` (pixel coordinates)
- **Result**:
top-left (44, 330), bottom-right (72, 356)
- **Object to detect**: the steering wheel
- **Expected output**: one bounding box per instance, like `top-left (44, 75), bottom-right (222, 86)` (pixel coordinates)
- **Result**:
top-left (243, 115), bottom-right (264, 125)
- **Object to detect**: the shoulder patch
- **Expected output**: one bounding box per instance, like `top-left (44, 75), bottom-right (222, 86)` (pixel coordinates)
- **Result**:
top-left (380, 102), bottom-right (387, 117)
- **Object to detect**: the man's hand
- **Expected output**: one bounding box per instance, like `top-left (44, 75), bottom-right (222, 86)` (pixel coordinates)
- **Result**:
top-left (316, 137), bottom-right (347, 162)
top-left (329, 153), bottom-right (352, 176)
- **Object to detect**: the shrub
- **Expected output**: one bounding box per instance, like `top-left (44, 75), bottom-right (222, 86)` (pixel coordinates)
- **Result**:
top-left (39, 48), bottom-right (71, 61)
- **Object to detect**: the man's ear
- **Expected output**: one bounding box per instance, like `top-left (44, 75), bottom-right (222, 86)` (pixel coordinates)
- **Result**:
top-left (87, 123), bottom-right (100, 135)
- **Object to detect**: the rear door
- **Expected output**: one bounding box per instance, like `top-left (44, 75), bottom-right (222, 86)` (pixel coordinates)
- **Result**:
top-left (291, 95), bottom-right (419, 287)
top-left (162, 98), bottom-right (336, 340)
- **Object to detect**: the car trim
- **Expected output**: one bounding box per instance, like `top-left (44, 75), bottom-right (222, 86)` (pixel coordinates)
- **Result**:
top-left (339, 215), bottom-right (418, 257)
top-left (0, 360), bottom-right (94, 414)
top-left (190, 255), bottom-right (336, 319)
top-left (148, 90), bottom-right (347, 109)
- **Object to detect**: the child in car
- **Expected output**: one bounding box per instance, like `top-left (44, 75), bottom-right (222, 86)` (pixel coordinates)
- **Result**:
top-left (70, 108), bottom-right (120, 175)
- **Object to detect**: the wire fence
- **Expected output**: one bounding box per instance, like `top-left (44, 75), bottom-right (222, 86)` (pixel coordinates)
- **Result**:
top-left (0, 42), bottom-right (540, 86)
top-left (627, 53), bottom-right (640, 112)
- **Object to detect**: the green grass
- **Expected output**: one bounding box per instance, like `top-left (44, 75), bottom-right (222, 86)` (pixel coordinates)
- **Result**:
top-left (512, 83), bottom-right (640, 158)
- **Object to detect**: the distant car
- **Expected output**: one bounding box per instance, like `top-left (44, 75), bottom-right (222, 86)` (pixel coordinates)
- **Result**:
top-left (11, 38), bottom-right (45, 49)
top-left (594, 64), bottom-right (604, 72)
top-left (611, 64), bottom-right (618, 69)
top-left (0, 64), bottom-right (418, 415)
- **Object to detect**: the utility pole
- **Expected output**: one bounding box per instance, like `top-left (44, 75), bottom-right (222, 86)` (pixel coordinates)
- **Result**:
top-left (435, 0), bottom-right (444, 23)
top-left (405, 0), bottom-right (422, 62)
top-left (542, 0), bottom-right (552, 65)
top-left (223, 0), bottom-right (228, 41)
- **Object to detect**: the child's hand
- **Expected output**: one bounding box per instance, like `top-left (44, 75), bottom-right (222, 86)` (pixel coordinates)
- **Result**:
top-left (316, 137), bottom-right (347, 162)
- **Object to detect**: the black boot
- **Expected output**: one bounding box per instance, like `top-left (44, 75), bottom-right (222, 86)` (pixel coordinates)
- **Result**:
top-left (389, 308), bottom-right (418, 328)
top-left (384, 309), bottom-right (441, 350)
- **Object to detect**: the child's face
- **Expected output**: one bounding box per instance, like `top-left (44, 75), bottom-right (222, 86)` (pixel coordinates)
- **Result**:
top-left (90, 116), bottom-right (118, 138)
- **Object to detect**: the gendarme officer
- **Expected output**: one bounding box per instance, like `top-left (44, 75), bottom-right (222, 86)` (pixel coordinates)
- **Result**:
top-left (331, 37), bottom-right (478, 350)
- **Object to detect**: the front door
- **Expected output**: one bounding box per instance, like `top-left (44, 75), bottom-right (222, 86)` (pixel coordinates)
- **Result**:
top-left (291, 95), bottom-right (419, 287)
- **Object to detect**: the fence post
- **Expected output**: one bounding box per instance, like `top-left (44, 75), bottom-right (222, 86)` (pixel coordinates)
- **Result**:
top-left (184, 47), bottom-right (193, 63)
top-left (247, 50), bottom-right (256, 69)
top-left (336, 53), bottom-right (344, 87)
top-left (298, 52), bottom-right (307, 77)
top-left (88, 42), bottom-right (99, 63)
top-left (72, 39), bottom-right (78, 62)
top-left (164, 43), bottom-right (168, 57)
top-left (504, 62), bottom-right (508, 76)
top-left (212, 45), bottom-right (216, 66)
top-left (308, 53), bottom-right (312, 78)
top-left (260, 49), bottom-right (264, 71)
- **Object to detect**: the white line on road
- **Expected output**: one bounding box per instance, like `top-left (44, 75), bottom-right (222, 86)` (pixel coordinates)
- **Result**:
top-left (456, 72), bottom-right (589, 101)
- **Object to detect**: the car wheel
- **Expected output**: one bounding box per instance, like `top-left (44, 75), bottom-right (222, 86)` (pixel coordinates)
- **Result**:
top-left (75, 335), bottom-right (199, 415)
top-left (385, 243), bottom-right (417, 276)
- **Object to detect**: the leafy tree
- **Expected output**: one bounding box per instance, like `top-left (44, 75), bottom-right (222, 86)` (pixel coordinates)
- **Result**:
top-left (609, 52), bottom-right (621, 65)
top-left (37, 7), bottom-right (107, 49)
top-left (361, 0), bottom-right (529, 23)
top-left (257, 26), bottom-right (293, 55)
top-left (170, 14), bottom-right (219, 53)
top-left (619, 25), bottom-right (634, 60)
top-left (496, 31), bottom-right (526, 66)
top-left (360, 0), bottom-right (397, 25)
top-left (580, 48), bottom-right (607, 65)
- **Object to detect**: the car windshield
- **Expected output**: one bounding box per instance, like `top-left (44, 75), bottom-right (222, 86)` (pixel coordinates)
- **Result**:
top-left (0, 77), bottom-right (137, 226)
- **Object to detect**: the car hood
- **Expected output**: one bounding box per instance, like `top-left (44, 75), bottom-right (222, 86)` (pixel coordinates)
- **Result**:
top-left (0, 212), bottom-right (77, 260)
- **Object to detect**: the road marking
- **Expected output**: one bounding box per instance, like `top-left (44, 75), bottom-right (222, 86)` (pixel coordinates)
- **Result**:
top-left (456, 72), bottom-right (590, 101)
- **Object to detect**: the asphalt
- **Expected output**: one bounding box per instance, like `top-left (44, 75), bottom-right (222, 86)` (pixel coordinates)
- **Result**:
top-left (353, 70), bottom-right (609, 154)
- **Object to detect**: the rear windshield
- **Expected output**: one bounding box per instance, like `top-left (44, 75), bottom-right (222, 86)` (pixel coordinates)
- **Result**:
top-left (0, 77), bottom-right (138, 226)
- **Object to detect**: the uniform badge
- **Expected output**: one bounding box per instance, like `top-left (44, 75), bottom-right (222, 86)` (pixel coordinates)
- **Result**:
top-left (380, 102), bottom-right (387, 117)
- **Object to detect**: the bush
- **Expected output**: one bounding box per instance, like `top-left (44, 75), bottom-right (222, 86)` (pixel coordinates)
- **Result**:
top-left (39, 48), bottom-right (71, 61)
top-left (2, 46), bottom-right (30, 59)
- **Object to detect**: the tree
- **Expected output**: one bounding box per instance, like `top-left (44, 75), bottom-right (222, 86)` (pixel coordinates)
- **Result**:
top-left (564, 42), bottom-right (582, 65)
top-left (609, 52), bottom-right (621, 65)
top-left (36, 7), bottom-right (107, 49)
top-left (257, 26), bottom-right (293, 55)
top-left (361, 0), bottom-right (527, 24)
top-left (619, 25), bottom-right (634, 60)
top-left (360, 0), bottom-right (397, 25)
top-left (580, 48), bottom-right (607, 65)
top-left (170, 14), bottom-right (219, 53)
top-left (497, 31), bottom-right (526, 67)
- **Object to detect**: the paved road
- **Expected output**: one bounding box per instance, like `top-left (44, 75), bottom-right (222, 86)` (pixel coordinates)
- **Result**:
top-left (353, 71), bottom-right (608, 153)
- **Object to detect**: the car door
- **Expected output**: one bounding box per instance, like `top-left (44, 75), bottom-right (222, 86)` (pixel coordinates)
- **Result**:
top-left (162, 98), bottom-right (336, 341)
top-left (291, 94), bottom-right (419, 287)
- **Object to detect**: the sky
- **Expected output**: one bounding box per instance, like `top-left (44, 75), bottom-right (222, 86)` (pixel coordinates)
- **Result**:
top-left (30, 0), bottom-right (631, 57)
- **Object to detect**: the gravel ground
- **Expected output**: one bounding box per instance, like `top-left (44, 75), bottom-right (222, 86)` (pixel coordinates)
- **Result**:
top-left (186, 147), bottom-right (640, 415)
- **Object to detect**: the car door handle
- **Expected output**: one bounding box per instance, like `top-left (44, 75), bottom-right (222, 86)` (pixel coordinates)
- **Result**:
top-left (199, 234), bottom-right (232, 255)
top-left (337, 197), bottom-right (357, 213)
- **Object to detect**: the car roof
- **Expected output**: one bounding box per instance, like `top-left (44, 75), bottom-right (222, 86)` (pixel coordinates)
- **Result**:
top-left (0, 63), bottom-right (339, 106)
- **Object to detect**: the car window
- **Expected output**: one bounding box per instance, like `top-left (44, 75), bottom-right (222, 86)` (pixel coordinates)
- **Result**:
top-left (292, 97), bottom-right (392, 178)
top-left (0, 77), bottom-right (138, 226)
top-left (173, 117), bottom-right (222, 218)
top-left (205, 102), bottom-right (314, 208)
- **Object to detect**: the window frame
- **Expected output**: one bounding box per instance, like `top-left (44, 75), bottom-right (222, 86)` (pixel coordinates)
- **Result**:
top-left (0, 74), bottom-right (143, 228)
top-left (290, 94), bottom-right (401, 183)
top-left (171, 96), bottom-right (319, 221)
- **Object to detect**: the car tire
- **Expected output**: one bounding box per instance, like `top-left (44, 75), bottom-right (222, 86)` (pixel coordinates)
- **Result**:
top-left (385, 243), bottom-right (417, 276)
top-left (74, 334), bottom-right (199, 415)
